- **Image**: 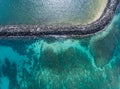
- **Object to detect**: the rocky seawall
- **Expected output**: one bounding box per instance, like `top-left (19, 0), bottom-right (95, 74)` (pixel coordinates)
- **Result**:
top-left (0, 0), bottom-right (119, 37)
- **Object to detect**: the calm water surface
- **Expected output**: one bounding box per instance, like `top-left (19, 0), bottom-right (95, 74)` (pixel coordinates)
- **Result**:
top-left (0, 0), bottom-right (106, 25)
top-left (0, 1), bottom-right (120, 89)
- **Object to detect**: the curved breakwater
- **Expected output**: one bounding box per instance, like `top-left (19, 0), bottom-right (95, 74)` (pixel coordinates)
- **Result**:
top-left (0, 0), bottom-right (119, 37)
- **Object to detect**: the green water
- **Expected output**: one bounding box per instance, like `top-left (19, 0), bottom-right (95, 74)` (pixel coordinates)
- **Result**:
top-left (0, 10), bottom-right (120, 89)
top-left (0, 1), bottom-right (120, 89)
top-left (0, 0), bottom-right (105, 25)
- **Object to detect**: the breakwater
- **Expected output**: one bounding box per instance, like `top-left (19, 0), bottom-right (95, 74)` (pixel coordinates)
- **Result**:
top-left (0, 0), bottom-right (119, 37)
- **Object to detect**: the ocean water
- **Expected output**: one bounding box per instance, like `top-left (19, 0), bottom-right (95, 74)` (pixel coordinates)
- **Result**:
top-left (0, 1), bottom-right (120, 89)
top-left (0, 0), bottom-right (106, 25)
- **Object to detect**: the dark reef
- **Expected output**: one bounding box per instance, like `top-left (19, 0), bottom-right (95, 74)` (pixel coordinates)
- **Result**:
top-left (0, 0), bottom-right (119, 37)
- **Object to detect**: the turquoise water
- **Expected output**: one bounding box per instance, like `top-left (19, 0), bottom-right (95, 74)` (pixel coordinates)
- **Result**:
top-left (0, 2), bottom-right (120, 89)
top-left (0, 0), bottom-right (105, 25)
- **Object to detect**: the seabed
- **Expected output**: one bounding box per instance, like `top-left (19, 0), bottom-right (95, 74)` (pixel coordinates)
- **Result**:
top-left (0, 0), bottom-right (120, 89)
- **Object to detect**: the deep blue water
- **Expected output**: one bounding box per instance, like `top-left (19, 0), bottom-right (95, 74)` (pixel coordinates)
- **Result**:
top-left (0, 1), bottom-right (120, 89)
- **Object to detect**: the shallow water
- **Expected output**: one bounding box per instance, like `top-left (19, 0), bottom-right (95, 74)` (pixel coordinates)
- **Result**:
top-left (0, 0), bottom-right (106, 25)
top-left (0, 1), bottom-right (120, 89)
